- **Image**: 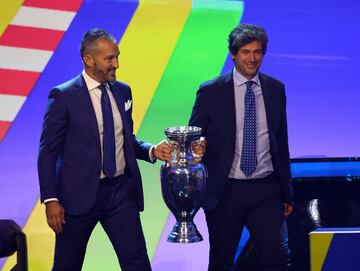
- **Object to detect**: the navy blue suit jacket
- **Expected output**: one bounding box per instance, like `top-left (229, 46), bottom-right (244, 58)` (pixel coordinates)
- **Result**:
top-left (38, 74), bottom-right (153, 215)
top-left (189, 71), bottom-right (293, 211)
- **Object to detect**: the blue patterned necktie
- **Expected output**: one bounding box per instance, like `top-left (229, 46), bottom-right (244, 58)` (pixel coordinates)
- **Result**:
top-left (98, 83), bottom-right (116, 178)
top-left (240, 81), bottom-right (257, 176)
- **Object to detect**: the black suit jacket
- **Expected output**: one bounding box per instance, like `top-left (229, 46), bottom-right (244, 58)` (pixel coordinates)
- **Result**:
top-left (38, 74), bottom-right (153, 215)
top-left (189, 71), bottom-right (293, 210)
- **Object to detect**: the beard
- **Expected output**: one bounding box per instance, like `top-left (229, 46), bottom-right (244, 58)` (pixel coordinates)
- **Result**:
top-left (93, 62), bottom-right (116, 83)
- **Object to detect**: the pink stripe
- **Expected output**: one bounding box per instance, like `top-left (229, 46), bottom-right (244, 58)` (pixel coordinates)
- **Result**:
top-left (0, 121), bottom-right (12, 142)
top-left (23, 0), bottom-right (83, 12)
top-left (0, 25), bottom-right (64, 51)
top-left (0, 69), bottom-right (40, 96)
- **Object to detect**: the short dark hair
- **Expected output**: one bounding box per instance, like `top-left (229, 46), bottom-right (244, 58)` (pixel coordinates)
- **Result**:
top-left (228, 24), bottom-right (268, 55)
top-left (80, 28), bottom-right (116, 58)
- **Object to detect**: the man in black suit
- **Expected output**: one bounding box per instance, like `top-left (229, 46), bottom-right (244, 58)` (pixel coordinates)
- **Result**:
top-left (38, 28), bottom-right (172, 270)
top-left (189, 24), bottom-right (293, 270)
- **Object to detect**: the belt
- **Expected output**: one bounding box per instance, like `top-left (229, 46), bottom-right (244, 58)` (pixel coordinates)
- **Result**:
top-left (100, 174), bottom-right (125, 183)
top-left (228, 173), bottom-right (275, 184)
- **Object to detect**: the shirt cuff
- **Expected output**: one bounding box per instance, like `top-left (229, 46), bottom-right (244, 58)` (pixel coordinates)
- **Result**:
top-left (44, 198), bottom-right (59, 204)
top-left (149, 145), bottom-right (157, 162)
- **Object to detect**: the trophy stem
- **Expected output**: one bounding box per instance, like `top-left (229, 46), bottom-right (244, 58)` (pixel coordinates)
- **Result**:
top-left (167, 221), bottom-right (203, 243)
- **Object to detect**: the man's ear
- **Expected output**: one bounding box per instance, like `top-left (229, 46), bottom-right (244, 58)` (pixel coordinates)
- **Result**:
top-left (83, 54), bottom-right (93, 68)
top-left (230, 52), bottom-right (236, 61)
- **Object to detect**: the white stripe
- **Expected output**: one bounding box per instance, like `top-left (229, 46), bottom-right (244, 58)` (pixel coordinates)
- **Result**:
top-left (0, 46), bottom-right (52, 72)
top-left (11, 6), bottom-right (75, 31)
top-left (0, 94), bottom-right (26, 121)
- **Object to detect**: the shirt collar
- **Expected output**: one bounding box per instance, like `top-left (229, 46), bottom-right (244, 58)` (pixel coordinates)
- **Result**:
top-left (232, 67), bottom-right (260, 87)
top-left (82, 70), bottom-right (102, 92)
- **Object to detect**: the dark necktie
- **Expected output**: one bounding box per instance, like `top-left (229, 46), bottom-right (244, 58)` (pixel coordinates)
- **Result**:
top-left (240, 81), bottom-right (257, 176)
top-left (98, 83), bottom-right (116, 178)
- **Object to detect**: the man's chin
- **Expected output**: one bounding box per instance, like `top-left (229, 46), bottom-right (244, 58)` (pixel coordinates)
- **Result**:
top-left (107, 75), bottom-right (116, 82)
top-left (246, 68), bottom-right (259, 77)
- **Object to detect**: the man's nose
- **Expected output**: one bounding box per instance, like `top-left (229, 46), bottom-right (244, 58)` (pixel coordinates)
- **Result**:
top-left (249, 53), bottom-right (256, 62)
top-left (112, 58), bottom-right (119, 69)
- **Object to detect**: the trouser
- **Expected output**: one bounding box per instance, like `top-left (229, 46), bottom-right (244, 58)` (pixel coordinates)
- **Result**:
top-left (52, 175), bottom-right (151, 271)
top-left (206, 175), bottom-right (291, 271)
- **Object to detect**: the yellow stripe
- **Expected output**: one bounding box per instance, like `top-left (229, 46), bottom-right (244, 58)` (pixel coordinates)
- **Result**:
top-left (116, 0), bottom-right (192, 133)
top-left (2, 1), bottom-right (191, 270)
top-left (310, 231), bottom-right (334, 271)
top-left (0, 0), bottom-right (24, 36)
top-left (83, 0), bottom-right (192, 268)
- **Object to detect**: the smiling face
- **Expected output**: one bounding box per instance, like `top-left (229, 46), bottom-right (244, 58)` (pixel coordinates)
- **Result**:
top-left (231, 39), bottom-right (264, 80)
top-left (83, 38), bottom-right (119, 83)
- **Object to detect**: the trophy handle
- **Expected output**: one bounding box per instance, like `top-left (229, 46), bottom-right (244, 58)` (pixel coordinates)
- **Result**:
top-left (191, 137), bottom-right (206, 163)
top-left (167, 140), bottom-right (180, 167)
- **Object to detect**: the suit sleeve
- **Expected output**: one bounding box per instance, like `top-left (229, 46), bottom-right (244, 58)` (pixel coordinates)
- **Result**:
top-left (189, 87), bottom-right (209, 135)
top-left (38, 88), bottom-right (67, 202)
top-left (278, 84), bottom-right (293, 204)
top-left (124, 85), bottom-right (154, 163)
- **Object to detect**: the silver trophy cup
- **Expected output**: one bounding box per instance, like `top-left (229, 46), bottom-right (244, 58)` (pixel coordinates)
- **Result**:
top-left (160, 126), bottom-right (207, 243)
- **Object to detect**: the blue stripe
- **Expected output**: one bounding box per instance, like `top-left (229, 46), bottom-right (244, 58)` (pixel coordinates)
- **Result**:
top-left (322, 233), bottom-right (360, 270)
top-left (291, 162), bottom-right (360, 178)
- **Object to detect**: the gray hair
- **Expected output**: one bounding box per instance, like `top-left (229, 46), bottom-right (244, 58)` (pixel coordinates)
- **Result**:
top-left (80, 28), bottom-right (116, 58)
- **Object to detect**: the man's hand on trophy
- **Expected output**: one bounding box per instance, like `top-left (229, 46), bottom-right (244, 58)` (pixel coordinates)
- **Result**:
top-left (154, 140), bottom-right (174, 162)
top-left (191, 137), bottom-right (206, 162)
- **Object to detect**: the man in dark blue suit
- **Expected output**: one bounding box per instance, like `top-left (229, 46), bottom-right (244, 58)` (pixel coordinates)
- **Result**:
top-left (38, 28), bottom-right (172, 271)
top-left (189, 24), bottom-right (293, 270)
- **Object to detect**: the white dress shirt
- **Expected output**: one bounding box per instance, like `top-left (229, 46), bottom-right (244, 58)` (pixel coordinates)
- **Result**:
top-left (228, 68), bottom-right (274, 179)
top-left (82, 70), bottom-right (126, 179)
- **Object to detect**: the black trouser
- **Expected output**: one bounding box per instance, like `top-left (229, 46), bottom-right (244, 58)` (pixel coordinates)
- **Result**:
top-left (206, 175), bottom-right (291, 271)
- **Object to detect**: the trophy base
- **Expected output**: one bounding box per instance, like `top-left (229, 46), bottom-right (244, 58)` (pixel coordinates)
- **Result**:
top-left (167, 221), bottom-right (203, 243)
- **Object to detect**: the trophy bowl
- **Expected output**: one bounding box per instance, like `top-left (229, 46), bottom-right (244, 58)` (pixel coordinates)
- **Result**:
top-left (160, 126), bottom-right (207, 243)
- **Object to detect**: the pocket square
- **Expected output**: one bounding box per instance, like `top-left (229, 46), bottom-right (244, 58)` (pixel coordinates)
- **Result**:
top-left (125, 100), bottom-right (132, 111)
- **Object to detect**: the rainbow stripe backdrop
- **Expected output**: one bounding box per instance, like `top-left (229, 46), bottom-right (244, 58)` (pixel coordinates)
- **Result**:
top-left (0, 0), bottom-right (243, 270)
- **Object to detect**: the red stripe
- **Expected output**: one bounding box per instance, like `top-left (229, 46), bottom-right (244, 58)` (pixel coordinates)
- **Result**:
top-left (0, 69), bottom-right (40, 96)
top-left (0, 121), bottom-right (12, 142)
top-left (0, 25), bottom-right (64, 51)
top-left (23, 0), bottom-right (83, 12)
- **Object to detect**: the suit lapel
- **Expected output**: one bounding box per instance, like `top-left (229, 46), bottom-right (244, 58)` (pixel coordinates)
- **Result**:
top-left (108, 82), bottom-right (130, 135)
top-left (259, 73), bottom-right (274, 135)
top-left (75, 75), bottom-right (101, 148)
top-left (222, 71), bottom-right (237, 138)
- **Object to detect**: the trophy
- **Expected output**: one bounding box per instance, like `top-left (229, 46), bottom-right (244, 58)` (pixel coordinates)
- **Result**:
top-left (160, 126), bottom-right (207, 243)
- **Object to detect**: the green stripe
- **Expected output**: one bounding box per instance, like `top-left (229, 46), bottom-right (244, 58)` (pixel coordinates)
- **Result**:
top-left (139, 0), bottom-right (244, 260)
